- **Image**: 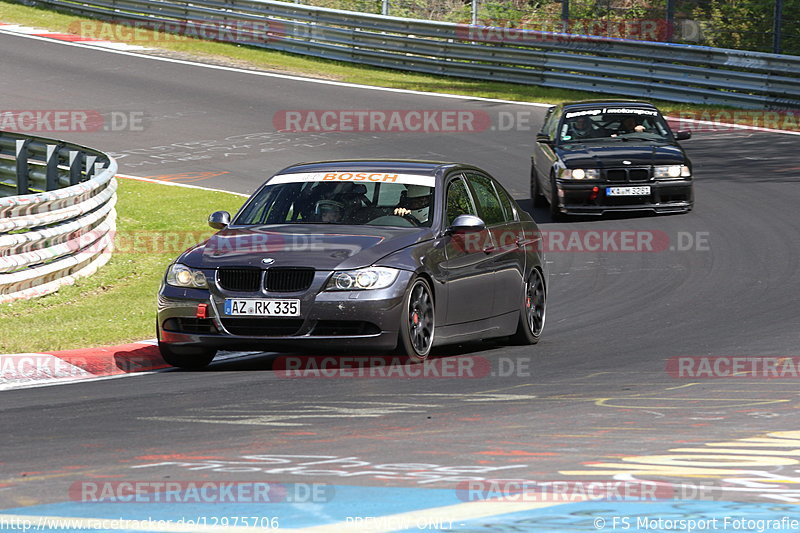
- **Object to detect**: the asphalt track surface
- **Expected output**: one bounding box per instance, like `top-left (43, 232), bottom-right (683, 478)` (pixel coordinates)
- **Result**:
top-left (3, 31), bottom-right (800, 531)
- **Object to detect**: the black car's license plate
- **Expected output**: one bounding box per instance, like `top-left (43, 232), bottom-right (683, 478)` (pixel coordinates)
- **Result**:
top-left (606, 186), bottom-right (651, 196)
top-left (224, 299), bottom-right (300, 316)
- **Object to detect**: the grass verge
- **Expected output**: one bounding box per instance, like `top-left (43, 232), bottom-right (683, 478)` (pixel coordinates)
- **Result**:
top-left (0, 179), bottom-right (244, 353)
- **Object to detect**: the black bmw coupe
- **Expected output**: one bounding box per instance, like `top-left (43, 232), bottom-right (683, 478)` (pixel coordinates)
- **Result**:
top-left (532, 100), bottom-right (694, 220)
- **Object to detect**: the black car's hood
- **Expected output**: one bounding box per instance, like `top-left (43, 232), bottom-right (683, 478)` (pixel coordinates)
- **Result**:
top-left (557, 141), bottom-right (686, 168)
top-left (181, 224), bottom-right (433, 271)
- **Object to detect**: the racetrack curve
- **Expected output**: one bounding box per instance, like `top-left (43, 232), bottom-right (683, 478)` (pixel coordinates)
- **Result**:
top-left (2, 30), bottom-right (800, 531)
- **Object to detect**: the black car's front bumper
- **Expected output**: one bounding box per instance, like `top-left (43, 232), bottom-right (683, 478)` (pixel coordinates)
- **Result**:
top-left (554, 179), bottom-right (693, 215)
top-left (157, 270), bottom-right (414, 353)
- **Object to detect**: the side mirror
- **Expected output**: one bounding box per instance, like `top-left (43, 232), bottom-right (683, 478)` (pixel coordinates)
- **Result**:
top-left (675, 130), bottom-right (692, 140)
top-left (208, 211), bottom-right (231, 230)
top-left (536, 132), bottom-right (552, 144)
top-left (446, 214), bottom-right (486, 234)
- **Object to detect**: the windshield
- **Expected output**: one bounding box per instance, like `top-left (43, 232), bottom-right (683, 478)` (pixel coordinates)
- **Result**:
top-left (559, 107), bottom-right (672, 143)
top-left (235, 172), bottom-right (435, 228)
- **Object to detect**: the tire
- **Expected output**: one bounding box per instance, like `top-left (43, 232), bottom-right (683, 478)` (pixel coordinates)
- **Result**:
top-left (548, 174), bottom-right (566, 222)
top-left (530, 165), bottom-right (547, 207)
top-left (510, 269), bottom-right (546, 345)
top-left (397, 277), bottom-right (435, 363)
top-left (159, 342), bottom-right (216, 370)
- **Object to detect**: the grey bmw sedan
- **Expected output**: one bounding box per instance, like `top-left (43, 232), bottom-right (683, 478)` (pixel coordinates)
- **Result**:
top-left (157, 160), bottom-right (547, 369)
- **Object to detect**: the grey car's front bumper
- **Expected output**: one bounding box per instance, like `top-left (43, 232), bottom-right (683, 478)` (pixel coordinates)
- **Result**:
top-left (157, 270), bottom-right (414, 353)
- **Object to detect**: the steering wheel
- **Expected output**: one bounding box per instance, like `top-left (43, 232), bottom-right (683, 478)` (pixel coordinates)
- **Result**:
top-left (401, 214), bottom-right (421, 226)
top-left (366, 215), bottom-right (417, 227)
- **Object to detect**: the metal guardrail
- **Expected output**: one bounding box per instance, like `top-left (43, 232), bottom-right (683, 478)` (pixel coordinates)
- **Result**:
top-left (0, 131), bottom-right (117, 304)
top-left (22, 0), bottom-right (800, 108)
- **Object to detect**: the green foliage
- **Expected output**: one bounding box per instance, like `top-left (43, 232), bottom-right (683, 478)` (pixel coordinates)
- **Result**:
top-left (693, 0), bottom-right (775, 51)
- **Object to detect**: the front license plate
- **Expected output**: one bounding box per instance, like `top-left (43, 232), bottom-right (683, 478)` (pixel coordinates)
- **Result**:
top-left (224, 299), bottom-right (300, 316)
top-left (606, 186), bottom-right (651, 196)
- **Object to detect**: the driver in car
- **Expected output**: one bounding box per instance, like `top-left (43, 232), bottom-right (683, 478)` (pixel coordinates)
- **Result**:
top-left (393, 185), bottom-right (431, 224)
top-left (315, 199), bottom-right (345, 223)
top-left (616, 116), bottom-right (646, 135)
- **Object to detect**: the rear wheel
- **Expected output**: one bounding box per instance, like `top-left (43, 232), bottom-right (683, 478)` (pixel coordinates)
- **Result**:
top-left (510, 269), bottom-right (546, 345)
top-left (159, 342), bottom-right (216, 370)
top-left (397, 278), bottom-right (435, 363)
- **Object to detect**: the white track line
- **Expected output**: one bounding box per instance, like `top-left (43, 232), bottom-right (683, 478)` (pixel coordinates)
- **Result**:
top-left (116, 174), bottom-right (249, 196)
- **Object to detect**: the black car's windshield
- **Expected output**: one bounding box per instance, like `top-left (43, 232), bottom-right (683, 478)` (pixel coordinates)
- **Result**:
top-left (235, 172), bottom-right (435, 227)
top-left (559, 107), bottom-right (672, 143)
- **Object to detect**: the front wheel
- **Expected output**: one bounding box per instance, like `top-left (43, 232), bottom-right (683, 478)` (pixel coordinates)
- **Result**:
top-left (397, 278), bottom-right (435, 363)
top-left (159, 342), bottom-right (216, 370)
top-left (510, 269), bottom-right (546, 345)
top-left (531, 165), bottom-right (546, 207)
top-left (549, 175), bottom-right (566, 222)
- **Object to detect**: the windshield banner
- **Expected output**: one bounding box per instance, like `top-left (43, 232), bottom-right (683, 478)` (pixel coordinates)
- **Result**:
top-left (268, 172), bottom-right (436, 187)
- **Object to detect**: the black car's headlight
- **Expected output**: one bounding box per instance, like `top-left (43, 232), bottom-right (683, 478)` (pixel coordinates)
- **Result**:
top-left (325, 267), bottom-right (400, 291)
top-left (560, 168), bottom-right (600, 180)
top-left (166, 263), bottom-right (208, 289)
top-left (654, 165), bottom-right (691, 179)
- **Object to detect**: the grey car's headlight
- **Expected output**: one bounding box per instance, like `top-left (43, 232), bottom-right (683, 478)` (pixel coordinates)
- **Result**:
top-left (560, 168), bottom-right (600, 180)
top-left (166, 263), bottom-right (208, 289)
top-left (654, 165), bottom-right (691, 179)
top-left (325, 267), bottom-right (400, 291)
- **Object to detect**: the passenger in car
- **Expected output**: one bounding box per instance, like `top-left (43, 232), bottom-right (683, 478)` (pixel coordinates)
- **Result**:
top-left (565, 116), bottom-right (602, 139)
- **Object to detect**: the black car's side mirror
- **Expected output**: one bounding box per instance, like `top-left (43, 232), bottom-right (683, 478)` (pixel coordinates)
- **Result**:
top-left (446, 214), bottom-right (486, 234)
top-left (675, 130), bottom-right (692, 140)
top-left (208, 211), bottom-right (231, 230)
top-left (536, 132), bottom-right (552, 144)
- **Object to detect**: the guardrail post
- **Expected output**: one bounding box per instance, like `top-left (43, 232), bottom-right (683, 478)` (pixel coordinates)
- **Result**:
top-left (45, 144), bottom-right (60, 191)
top-left (773, 0), bottom-right (783, 53)
top-left (665, 0), bottom-right (675, 42)
top-left (15, 139), bottom-right (30, 195)
top-left (85, 155), bottom-right (98, 179)
top-left (69, 150), bottom-right (83, 185)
